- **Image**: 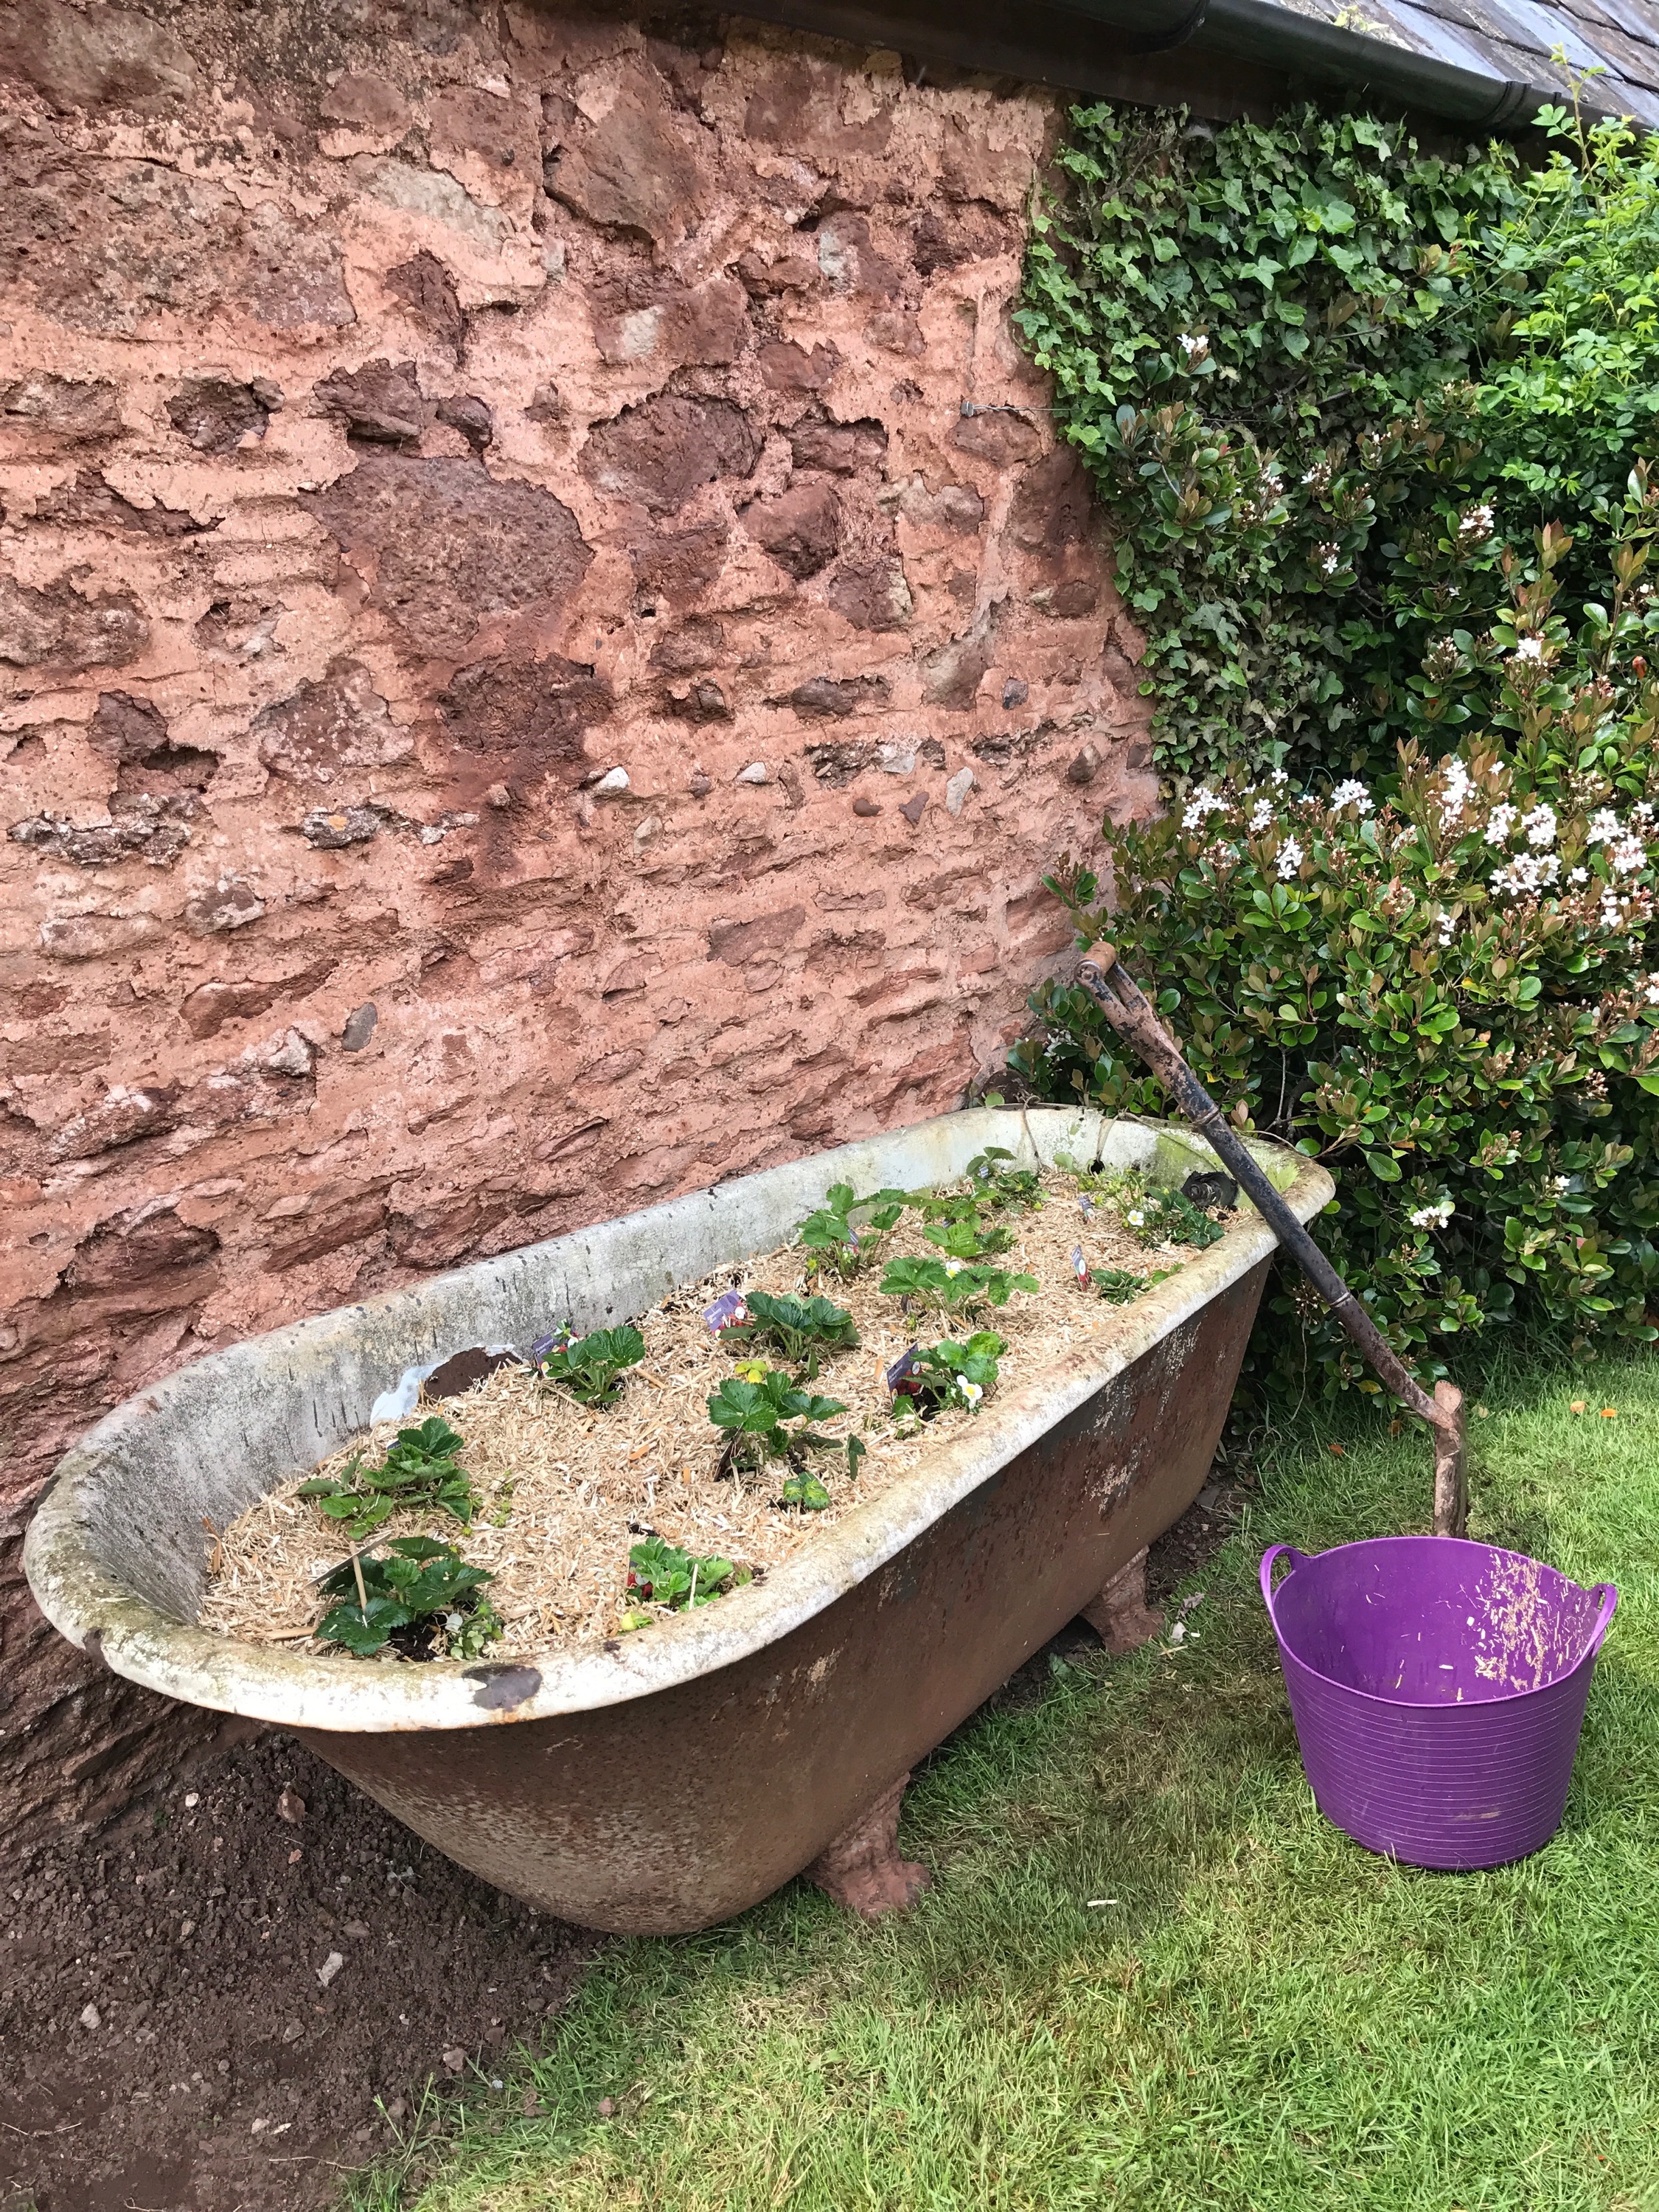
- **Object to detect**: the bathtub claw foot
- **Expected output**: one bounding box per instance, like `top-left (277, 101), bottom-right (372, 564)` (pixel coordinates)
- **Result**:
top-left (807, 1772), bottom-right (930, 1919)
top-left (1081, 1546), bottom-right (1164, 1655)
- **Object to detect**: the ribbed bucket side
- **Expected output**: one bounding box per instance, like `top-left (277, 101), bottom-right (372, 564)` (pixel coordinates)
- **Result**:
top-left (1262, 1542), bottom-right (1616, 1871)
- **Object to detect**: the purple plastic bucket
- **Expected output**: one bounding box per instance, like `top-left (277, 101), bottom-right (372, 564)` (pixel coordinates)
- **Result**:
top-left (1261, 1537), bottom-right (1617, 1871)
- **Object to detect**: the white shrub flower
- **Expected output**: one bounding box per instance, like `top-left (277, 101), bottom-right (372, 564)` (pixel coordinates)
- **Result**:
top-left (1522, 803), bottom-right (1557, 849)
top-left (1182, 785), bottom-right (1227, 831)
top-left (1610, 834), bottom-right (1646, 876)
top-left (1569, 866), bottom-right (1588, 885)
top-left (1438, 759), bottom-right (1474, 821)
top-left (1485, 803), bottom-right (1518, 846)
top-left (1276, 838), bottom-right (1305, 878)
top-left (1512, 635), bottom-right (1545, 663)
top-left (1410, 1197), bottom-right (1455, 1231)
top-left (1329, 778), bottom-right (1374, 812)
top-left (1491, 852), bottom-right (1559, 895)
top-left (1248, 797), bottom-right (1275, 832)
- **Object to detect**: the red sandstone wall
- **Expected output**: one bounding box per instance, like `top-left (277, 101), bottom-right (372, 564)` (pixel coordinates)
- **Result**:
top-left (0, 0), bottom-right (1155, 1837)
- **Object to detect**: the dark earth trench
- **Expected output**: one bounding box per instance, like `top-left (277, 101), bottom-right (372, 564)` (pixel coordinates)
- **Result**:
top-left (0, 1494), bottom-right (1233, 2212)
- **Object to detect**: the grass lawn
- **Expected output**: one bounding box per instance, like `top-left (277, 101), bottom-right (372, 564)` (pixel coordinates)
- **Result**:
top-left (349, 1352), bottom-right (1659, 2212)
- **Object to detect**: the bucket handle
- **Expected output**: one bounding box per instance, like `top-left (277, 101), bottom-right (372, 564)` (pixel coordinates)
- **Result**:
top-left (1259, 1543), bottom-right (1305, 1620)
top-left (1585, 1582), bottom-right (1619, 1657)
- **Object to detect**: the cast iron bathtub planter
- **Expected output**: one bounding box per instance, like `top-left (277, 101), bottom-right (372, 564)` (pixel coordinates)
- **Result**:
top-left (25, 1106), bottom-right (1332, 1935)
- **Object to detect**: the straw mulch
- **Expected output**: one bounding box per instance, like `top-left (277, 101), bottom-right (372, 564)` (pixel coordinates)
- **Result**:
top-left (200, 1167), bottom-right (1195, 1660)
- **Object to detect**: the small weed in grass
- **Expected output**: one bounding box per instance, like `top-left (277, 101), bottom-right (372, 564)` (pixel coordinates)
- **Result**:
top-left (299, 1416), bottom-right (476, 1538)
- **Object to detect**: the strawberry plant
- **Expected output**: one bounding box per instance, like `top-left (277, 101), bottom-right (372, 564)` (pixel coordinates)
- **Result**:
top-left (1119, 1181), bottom-right (1226, 1251)
top-left (797, 1182), bottom-right (908, 1279)
top-left (620, 1535), bottom-right (747, 1627)
top-left (298, 1416), bottom-right (477, 1539)
top-left (911, 1189), bottom-right (985, 1230)
top-left (879, 1255), bottom-right (1038, 1319)
top-left (890, 1332), bottom-right (1006, 1417)
top-left (314, 1537), bottom-right (502, 1660)
top-left (707, 1370), bottom-right (864, 1484)
top-left (727, 1290), bottom-right (860, 1375)
top-left (922, 1214), bottom-right (1015, 1262)
top-left (1055, 1149), bottom-right (1115, 1194)
top-left (964, 1147), bottom-right (1045, 1211)
top-left (1061, 1164), bottom-right (1226, 1253)
top-left (779, 1468), bottom-right (832, 1511)
top-left (532, 1324), bottom-right (646, 1409)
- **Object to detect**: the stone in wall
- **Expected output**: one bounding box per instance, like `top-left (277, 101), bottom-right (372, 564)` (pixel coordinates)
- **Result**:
top-left (0, 0), bottom-right (1156, 1844)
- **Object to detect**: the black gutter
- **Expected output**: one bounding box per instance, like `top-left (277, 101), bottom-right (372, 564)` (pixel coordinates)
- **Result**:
top-left (731, 0), bottom-right (1211, 69)
top-left (1197, 0), bottom-right (1577, 130)
top-left (732, 0), bottom-right (1601, 134)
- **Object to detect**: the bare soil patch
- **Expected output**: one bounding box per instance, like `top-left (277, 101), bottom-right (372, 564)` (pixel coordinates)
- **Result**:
top-left (0, 1731), bottom-right (594, 2212)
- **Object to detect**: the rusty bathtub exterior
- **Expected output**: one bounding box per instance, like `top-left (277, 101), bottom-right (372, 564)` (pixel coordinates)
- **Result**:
top-left (24, 1107), bottom-right (1332, 1933)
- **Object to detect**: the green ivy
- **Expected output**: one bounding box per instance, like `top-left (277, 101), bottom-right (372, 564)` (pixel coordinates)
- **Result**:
top-left (1017, 94), bottom-right (1659, 782)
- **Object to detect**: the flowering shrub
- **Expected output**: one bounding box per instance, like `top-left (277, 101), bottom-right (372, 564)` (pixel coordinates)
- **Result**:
top-left (1018, 94), bottom-right (1659, 782)
top-left (1015, 82), bottom-right (1659, 1395)
top-left (1012, 676), bottom-right (1659, 1389)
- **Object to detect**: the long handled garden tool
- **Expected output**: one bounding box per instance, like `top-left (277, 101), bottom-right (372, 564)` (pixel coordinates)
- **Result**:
top-left (1074, 942), bottom-right (1468, 1537)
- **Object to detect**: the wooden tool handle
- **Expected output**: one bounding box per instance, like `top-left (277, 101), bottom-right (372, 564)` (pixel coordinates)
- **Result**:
top-left (1073, 944), bottom-right (1467, 1536)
